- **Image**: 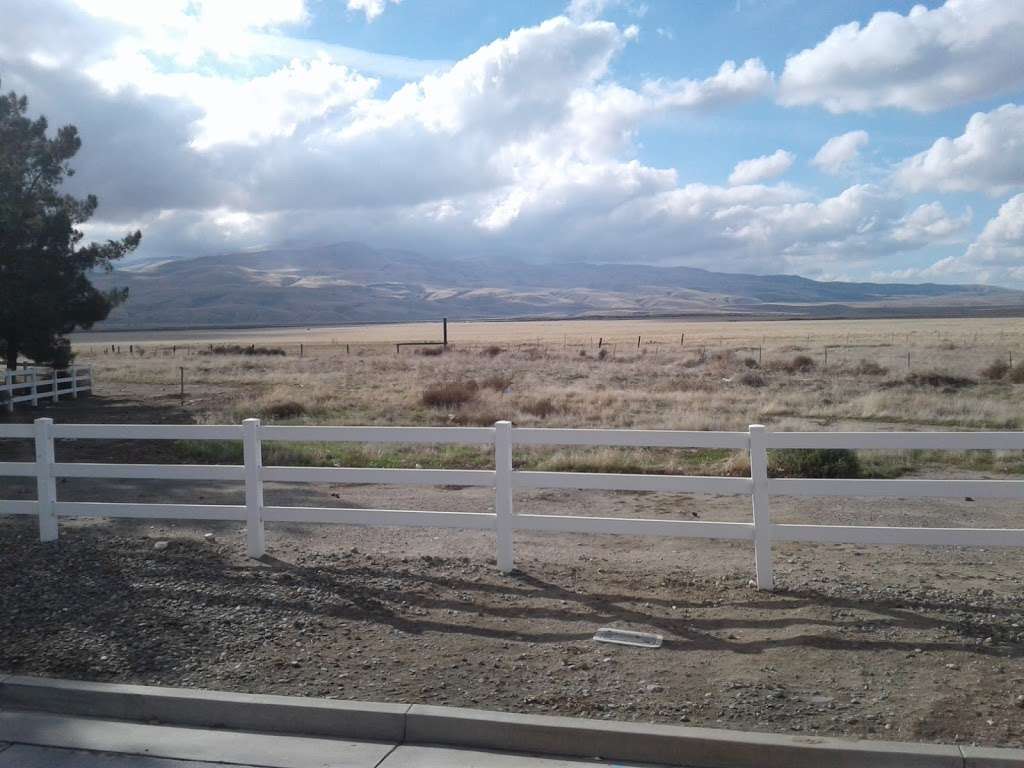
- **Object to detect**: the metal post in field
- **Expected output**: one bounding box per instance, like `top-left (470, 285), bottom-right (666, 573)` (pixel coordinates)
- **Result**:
top-left (637, 335), bottom-right (641, 350)
top-left (749, 424), bottom-right (773, 590)
top-left (494, 420), bottom-right (514, 573)
top-left (443, 317), bottom-right (448, 348)
top-left (179, 367), bottom-right (185, 399)
top-left (300, 343), bottom-right (303, 358)
top-left (34, 417), bottom-right (58, 542)
top-left (243, 418), bottom-right (266, 558)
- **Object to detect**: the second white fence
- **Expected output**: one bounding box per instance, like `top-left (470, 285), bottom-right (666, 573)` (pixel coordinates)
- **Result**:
top-left (2, 367), bottom-right (92, 412)
top-left (1, 419), bottom-right (1023, 590)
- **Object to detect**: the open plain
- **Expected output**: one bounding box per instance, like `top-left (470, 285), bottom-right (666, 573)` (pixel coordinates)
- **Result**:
top-left (3, 316), bottom-right (1024, 749)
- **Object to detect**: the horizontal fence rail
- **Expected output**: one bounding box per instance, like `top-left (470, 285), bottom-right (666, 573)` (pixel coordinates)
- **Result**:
top-left (2, 366), bottom-right (92, 412)
top-left (2, 419), bottom-right (1023, 590)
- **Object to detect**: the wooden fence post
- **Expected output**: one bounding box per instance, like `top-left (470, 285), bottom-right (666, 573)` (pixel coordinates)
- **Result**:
top-left (494, 420), bottom-right (514, 573)
top-left (34, 417), bottom-right (58, 542)
top-left (243, 418), bottom-right (266, 558)
top-left (749, 424), bottom-right (773, 590)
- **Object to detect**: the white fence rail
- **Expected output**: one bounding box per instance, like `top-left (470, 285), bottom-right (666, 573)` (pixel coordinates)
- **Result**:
top-left (2, 366), bottom-right (92, 412)
top-left (1, 419), bottom-right (1023, 590)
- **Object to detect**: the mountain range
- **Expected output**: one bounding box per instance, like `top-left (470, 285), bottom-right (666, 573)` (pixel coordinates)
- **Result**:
top-left (92, 242), bottom-right (1024, 329)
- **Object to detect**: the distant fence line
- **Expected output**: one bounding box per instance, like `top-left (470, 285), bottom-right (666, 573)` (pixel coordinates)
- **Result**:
top-left (2, 367), bottom-right (92, 413)
top-left (2, 419), bottom-right (1023, 590)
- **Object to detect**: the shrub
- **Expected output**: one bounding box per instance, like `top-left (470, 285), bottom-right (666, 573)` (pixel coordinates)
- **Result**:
top-left (906, 371), bottom-right (976, 390)
top-left (482, 345), bottom-right (503, 357)
top-left (578, 349), bottom-right (588, 358)
top-left (422, 380), bottom-right (479, 408)
top-left (742, 357), bottom-right (759, 368)
top-left (788, 354), bottom-right (816, 373)
top-left (480, 374), bottom-right (513, 392)
top-left (260, 399), bottom-right (307, 419)
top-left (854, 359), bottom-right (888, 376)
top-left (522, 397), bottom-right (558, 418)
top-left (418, 346), bottom-right (444, 356)
top-left (980, 358), bottom-right (1010, 380)
top-left (597, 348), bottom-right (609, 360)
top-left (1009, 363), bottom-right (1024, 384)
top-left (770, 448), bottom-right (860, 479)
top-left (739, 372), bottom-right (766, 387)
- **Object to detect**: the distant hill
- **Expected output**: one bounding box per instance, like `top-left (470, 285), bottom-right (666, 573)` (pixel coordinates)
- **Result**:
top-left (92, 242), bottom-right (1024, 328)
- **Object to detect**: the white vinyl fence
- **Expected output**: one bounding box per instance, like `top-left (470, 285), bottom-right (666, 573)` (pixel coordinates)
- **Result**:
top-left (2, 366), bottom-right (92, 412)
top-left (1, 418), bottom-right (1023, 590)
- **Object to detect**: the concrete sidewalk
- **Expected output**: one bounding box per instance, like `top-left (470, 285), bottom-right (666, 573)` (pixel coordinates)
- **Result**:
top-left (2, 676), bottom-right (1022, 767)
top-left (0, 710), bottom-right (661, 768)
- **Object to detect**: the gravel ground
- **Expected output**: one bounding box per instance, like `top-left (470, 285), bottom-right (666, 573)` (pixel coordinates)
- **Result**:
top-left (2, 515), bottom-right (1023, 750)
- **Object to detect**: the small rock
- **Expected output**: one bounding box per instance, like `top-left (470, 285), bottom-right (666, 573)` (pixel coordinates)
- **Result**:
top-left (203, 533), bottom-right (215, 542)
top-left (153, 541), bottom-right (169, 551)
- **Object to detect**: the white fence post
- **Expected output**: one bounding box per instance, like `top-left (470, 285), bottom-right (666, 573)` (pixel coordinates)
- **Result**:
top-left (30, 369), bottom-right (38, 406)
top-left (749, 424), bottom-right (773, 590)
top-left (70, 366), bottom-right (78, 398)
top-left (51, 368), bottom-right (59, 403)
top-left (243, 418), bottom-right (266, 557)
top-left (34, 417), bottom-right (58, 542)
top-left (495, 420), bottom-right (515, 573)
top-left (3, 371), bottom-right (12, 413)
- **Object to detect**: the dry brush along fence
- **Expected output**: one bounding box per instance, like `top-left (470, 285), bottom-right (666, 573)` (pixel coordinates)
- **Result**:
top-left (1, 419), bottom-right (1023, 590)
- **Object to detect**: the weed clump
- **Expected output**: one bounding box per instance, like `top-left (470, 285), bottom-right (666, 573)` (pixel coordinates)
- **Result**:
top-left (739, 372), bottom-right (766, 387)
top-left (854, 359), bottom-right (888, 376)
top-left (422, 380), bottom-right (479, 408)
top-left (417, 346), bottom-right (444, 356)
top-left (597, 348), bottom-right (609, 360)
top-left (482, 345), bottom-right (503, 357)
top-left (906, 371), bottom-right (976, 390)
top-left (522, 397), bottom-right (558, 418)
top-left (1009, 363), bottom-right (1024, 383)
top-left (260, 399), bottom-right (307, 419)
top-left (770, 448), bottom-right (861, 479)
top-left (980, 358), bottom-right (1011, 380)
top-left (480, 374), bottom-right (513, 392)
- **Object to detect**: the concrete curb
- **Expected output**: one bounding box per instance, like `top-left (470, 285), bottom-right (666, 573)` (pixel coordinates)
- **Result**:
top-left (0, 675), bottom-right (407, 742)
top-left (3, 675), bottom-right (1024, 768)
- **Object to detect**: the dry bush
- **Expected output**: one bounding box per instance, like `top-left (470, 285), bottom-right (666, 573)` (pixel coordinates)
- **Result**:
top-left (1009, 363), bottom-right (1024, 383)
top-left (739, 371), bottom-right (766, 387)
top-left (521, 397), bottom-right (558, 418)
top-left (906, 371), bottom-right (976, 390)
top-left (854, 359), bottom-right (888, 376)
top-left (597, 348), bottom-right (609, 360)
top-left (480, 374), bottom-right (513, 392)
top-left (768, 354), bottom-right (816, 374)
top-left (980, 358), bottom-right (1010, 380)
top-left (482, 345), bottom-right (503, 357)
top-left (421, 380), bottom-right (479, 408)
top-left (742, 357), bottom-right (759, 368)
top-left (260, 399), bottom-right (307, 419)
top-left (417, 346), bottom-right (444, 357)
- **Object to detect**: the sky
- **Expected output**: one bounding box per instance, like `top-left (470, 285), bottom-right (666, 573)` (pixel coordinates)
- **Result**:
top-left (2, 0), bottom-right (1024, 285)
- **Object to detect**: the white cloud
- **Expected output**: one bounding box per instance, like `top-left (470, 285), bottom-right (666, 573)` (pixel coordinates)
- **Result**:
top-left (347, 0), bottom-right (400, 23)
top-left (778, 0), bottom-right (1024, 113)
top-left (812, 130), bottom-right (869, 175)
top-left (891, 202), bottom-right (972, 244)
top-left (893, 104), bottom-right (1024, 195)
top-left (2, 3), bottom-right (962, 278)
top-left (917, 194), bottom-right (1024, 284)
top-left (728, 149), bottom-right (794, 186)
